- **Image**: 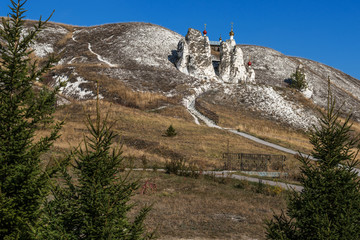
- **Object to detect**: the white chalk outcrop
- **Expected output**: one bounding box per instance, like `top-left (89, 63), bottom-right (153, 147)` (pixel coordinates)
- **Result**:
top-left (176, 28), bottom-right (216, 79)
top-left (176, 28), bottom-right (255, 84)
top-left (219, 39), bottom-right (249, 83)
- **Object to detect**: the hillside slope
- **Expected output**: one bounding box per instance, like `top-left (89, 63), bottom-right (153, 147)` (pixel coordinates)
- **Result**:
top-left (30, 21), bottom-right (360, 129)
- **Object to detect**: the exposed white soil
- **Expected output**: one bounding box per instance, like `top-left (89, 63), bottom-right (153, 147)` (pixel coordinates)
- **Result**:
top-left (32, 43), bottom-right (54, 57)
top-left (88, 43), bottom-right (117, 67)
top-left (54, 75), bottom-right (98, 100)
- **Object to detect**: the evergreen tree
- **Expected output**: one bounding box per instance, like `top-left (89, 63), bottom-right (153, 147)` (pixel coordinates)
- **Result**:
top-left (266, 80), bottom-right (360, 240)
top-left (38, 92), bottom-right (152, 239)
top-left (165, 124), bottom-right (177, 137)
top-left (0, 1), bottom-right (62, 238)
top-left (290, 66), bottom-right (307, 91)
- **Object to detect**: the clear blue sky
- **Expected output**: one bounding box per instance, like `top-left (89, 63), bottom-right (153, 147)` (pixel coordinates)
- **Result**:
top-left (1, 0), bottom-right (359, 80)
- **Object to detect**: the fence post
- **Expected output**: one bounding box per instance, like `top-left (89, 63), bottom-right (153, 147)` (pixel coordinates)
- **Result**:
top-left (240, 153), bottom-right (243, 171)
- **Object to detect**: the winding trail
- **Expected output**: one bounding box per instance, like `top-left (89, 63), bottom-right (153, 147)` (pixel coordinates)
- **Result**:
top-left (185, 95), bottom-right (311, 157)
top-left (88, 43), bottom-right (118, 67)
top-left (208, 171), bottom-right (304, 192)
top-left (183, 94), bottom-right (360, 176)
top-left (131, 168), bottom-right (303, 192)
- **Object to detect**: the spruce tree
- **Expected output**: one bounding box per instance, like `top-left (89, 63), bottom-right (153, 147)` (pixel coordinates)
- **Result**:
top-left (290, 66), bottom-right (307, 91)
top-left (266, 79), bottom-right (360, 240)
top-left (165, 124), bottom-right (177, 137)
top-left (38, 91), bottom-right (152, 239)
top-left (0, 1), bottom-right (62, 239)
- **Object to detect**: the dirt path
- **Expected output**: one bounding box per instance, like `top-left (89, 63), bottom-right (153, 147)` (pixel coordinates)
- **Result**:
top-left (185, 96), bottom-right (360, 177)
top-left (206, 171), bottom-right (303, 192)
top-left (133, 169), bottom-right (303, 192)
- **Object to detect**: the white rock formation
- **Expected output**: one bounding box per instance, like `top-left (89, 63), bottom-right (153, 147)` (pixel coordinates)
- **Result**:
top-left (247, 67), bottom-right (256, 83)
top-left (176, 28), bottom-right (216, 79)
top-left (176, 27), bottom-right (255, 84)
top-left (218, 41), bottom-right (231, 81)
top-left (176, 38), bottom-right (190, 75)
top-left (219, 39), bottom-right (251, 83)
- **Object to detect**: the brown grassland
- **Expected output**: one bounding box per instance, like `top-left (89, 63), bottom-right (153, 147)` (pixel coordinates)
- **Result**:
top-left (50, 100), bottom-right (303, 175)
top-left (129, 171), bottom-right (287, 240)
top-left (38, 91), bottom-right (360, 239)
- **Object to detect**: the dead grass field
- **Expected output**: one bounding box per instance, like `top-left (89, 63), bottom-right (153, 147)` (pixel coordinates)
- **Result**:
top-left (196, 100), bottom-right (313, 155)
top-left (129, 171), bottom-right (287, 240)
top-left (47, 92), bottom-right (360, 182)
top-left (52, 100), bottom-right (300, 173)
top-left (40, 95), bottom-right (360, 239)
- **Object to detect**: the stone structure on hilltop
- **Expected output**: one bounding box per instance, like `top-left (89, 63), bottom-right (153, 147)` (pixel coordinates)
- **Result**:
top-left (176, 24), bottom-right (255, 84)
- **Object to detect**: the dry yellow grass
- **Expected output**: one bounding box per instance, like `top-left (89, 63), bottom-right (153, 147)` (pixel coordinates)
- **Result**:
top-left (56, 31), bottom-right (74, 47)
top-left (198, 101), bottom-right (313, 154)
top-left (40, 93), bottom-right (360, 239)
top-left (49, 90), bottom-right (360, 180)
top-left (129, 171), bottom-right (287, 240)
top-left (72, 66), bottom-right (177, 110)
top-left (53, 100), bottom-right (298, 171)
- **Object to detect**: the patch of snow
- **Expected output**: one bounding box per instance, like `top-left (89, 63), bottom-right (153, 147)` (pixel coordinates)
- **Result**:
top-left (88, 43), bottom-right (117, 67)
top-left (32, 43), bottom-right (53, 57)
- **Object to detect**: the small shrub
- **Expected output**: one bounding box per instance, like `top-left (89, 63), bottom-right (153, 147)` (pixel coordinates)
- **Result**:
top-left (165, 124), bottom-right (177, 137)
top-left (234, 181), bottom-right (247, 189)
top-left (152, 164), bottom-right (158, 172)
top-left (254, 179), bottom-right (266, 194)
top-left (165, 158), bottom-right (186, 175)
top-left (141, 155), bottom-right (148, 170)
top-left (165, 158), bottom-right (200, 179)
top-left (269, 185), bottom-right (283, 196)
top-left (203, 172), bottom-right (217, 182)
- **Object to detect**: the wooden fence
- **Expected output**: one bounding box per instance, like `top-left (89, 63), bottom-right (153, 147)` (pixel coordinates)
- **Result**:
top-left (223, 153), bottom-right (286, 172)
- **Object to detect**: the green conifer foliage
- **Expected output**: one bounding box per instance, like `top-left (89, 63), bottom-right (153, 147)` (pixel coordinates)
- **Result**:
top-left (290, 66), bottom-right (307, 91)
top-left (0, 1), bottom-right (62, 238)
top-left (266, 80), bottom-right (360, 240)
top-left (39, 93), bottom-right (152, 239)
top-left (165, 124), bottom-right (177, 137)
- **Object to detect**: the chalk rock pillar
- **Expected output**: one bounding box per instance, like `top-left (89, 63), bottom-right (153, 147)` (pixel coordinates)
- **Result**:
top-left (176, 28), bottom-right (216, 79)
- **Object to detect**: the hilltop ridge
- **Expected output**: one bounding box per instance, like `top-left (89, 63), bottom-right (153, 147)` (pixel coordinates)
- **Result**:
top-left (29, 21), bottom-right (360, 129)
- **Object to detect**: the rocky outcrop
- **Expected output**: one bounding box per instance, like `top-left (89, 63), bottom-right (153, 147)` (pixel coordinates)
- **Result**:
top-left (247, 67), bottom-right (256, 83)
top-left (219, 39), bottom-right (253, 83)
top-left (176, 28), bottom-right (216, 79)
top-left (218, 41), bottom-right (231, 81)
top-left (176, 28), bottom-right (255, 84)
